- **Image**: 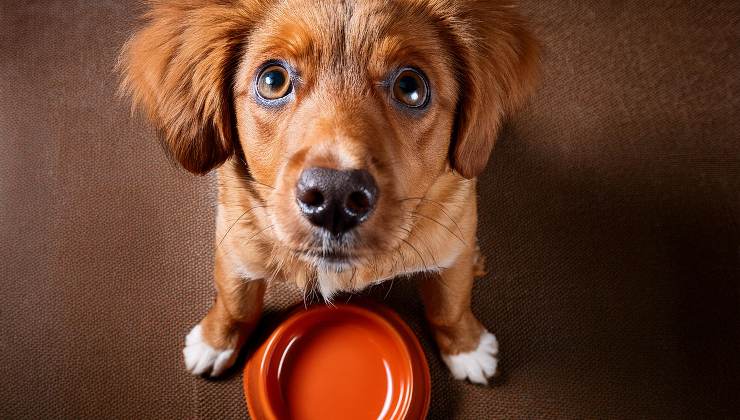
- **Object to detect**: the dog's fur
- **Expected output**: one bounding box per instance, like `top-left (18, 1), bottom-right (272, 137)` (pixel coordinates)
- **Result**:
top-left (120, 0), bottom-right (538, 383)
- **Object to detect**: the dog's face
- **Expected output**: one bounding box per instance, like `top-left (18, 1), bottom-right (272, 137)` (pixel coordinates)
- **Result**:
top-left (234, 1), bottom-right (463, 268)
top-left (121, 0), bottom-right (538, 270)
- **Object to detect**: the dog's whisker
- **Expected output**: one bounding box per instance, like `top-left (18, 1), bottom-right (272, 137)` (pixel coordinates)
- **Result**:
top-left (267, 244), bottom-right (285, 285)
top-left (397, 195), bottom-right (458, 217)
top-left (349, 266), bottom-right (358, 291)
top-left (217, 204), bottom-right (272, 247)
top-left (383, 276), bottom-right (395, 300)
top-left (243, 179), bottom-right (276, 191)
top-left (311, 277), bottom-right (320, 305)
top-left (397, 196), bottom-right (466, 240)
top-left (408, 210), bottom-right (466, 245)
top-left (400, 225), bottom-right (440, 270)
top-left (217, 171), bottom-right (276, 189)
top-left (237, 224), bottom-right (275, 250)
top-left (395, 247), bottom-right (408, 275)
top-left (390, 229), bottom-right (429, 274)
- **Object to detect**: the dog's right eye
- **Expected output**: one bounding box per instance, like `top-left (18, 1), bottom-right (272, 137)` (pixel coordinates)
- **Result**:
top-left (392, 68), bottom-right (429, 108)
top-left (256, 65), bottom-right (292, 100)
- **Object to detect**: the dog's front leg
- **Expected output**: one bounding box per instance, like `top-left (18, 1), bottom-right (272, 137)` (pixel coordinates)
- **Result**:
top-left (182, 247), bottom-right (265, 377)
top-left (419, 247), bottom-right (498, 385)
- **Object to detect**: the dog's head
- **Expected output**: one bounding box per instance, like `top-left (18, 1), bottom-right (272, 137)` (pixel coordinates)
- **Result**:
top-left (121, 0), bottom-right (538, 270)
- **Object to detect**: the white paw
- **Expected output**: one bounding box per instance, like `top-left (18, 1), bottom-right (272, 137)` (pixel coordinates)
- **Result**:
top-left (441, 330), bottom-right (499, 385)
top-left (182, 324), bottom-right (237, 377)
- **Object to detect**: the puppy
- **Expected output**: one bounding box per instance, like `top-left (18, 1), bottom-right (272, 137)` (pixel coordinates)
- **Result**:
top-left (120, 0), bottom-right (538, 384)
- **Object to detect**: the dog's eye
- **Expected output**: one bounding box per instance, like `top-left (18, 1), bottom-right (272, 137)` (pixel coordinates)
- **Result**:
top-left (392, 68), bottom-right (429, 108)
top-left (256, 65), bottom-right (292, 100)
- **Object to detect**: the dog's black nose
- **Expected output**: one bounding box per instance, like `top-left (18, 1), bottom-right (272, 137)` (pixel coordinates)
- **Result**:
top-left (296, 167), bottom-right (378, 236)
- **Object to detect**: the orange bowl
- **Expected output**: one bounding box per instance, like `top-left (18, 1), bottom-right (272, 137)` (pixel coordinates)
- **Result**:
top-left (243, 302), bottom-right (430, 420)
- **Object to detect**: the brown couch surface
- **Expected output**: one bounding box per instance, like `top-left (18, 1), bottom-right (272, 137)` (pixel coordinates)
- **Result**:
top-left (1, 1), bottom-right (738, 418)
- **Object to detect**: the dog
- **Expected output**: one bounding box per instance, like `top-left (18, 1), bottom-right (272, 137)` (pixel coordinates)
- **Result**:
top-left (120, 0), bottom-right (538, 384)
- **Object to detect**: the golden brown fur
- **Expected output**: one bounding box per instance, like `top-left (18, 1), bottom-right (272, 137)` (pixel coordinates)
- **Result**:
top-left (120, 0), bottom-right (538, 381)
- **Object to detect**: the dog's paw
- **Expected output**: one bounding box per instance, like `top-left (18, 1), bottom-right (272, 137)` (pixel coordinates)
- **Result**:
top-left (182, 324), bottom-right (237, 377)
top-left (441, 330), bottom-right (499, 385)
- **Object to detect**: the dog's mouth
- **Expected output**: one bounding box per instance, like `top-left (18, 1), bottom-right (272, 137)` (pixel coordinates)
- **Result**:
top-left (292, 247), bottom-right (358, 268)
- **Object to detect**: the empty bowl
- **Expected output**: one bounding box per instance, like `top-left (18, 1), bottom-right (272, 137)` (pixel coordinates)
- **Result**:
top-left (243, 302), bottom-right (430, 419)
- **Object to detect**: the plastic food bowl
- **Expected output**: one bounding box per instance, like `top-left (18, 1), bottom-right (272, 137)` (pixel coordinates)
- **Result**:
top-left (243, 302), bottom-right (430, 420)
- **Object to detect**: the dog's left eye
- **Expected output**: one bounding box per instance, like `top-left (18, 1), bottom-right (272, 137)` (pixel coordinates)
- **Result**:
top-left (256, 64), bottom-right (292, 100)
top-left (392, 68), bottom-right (429, 108)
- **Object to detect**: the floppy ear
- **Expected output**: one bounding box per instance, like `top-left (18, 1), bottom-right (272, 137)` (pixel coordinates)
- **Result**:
top-left (446, 1), bottom-right (540, 179)
top-left (119, 1), bottom-right (261, 175)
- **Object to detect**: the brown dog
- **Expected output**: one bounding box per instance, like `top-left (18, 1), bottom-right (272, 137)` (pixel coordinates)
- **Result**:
top-left (120, 0), bottom-right (538, 384)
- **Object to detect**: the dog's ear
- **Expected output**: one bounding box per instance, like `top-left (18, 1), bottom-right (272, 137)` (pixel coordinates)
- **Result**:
top-left (446, 1), bottom-right (540, 179)
top-left (119, 1), bottom-right (260, 175)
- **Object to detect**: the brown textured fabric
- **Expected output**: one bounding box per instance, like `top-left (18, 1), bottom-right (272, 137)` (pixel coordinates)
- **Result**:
top-left (1, 1), bottom-right (738, 419)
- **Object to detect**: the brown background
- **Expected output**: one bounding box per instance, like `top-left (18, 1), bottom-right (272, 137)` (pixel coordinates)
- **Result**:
top-left (1, 1), bottom-right (738, 418)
